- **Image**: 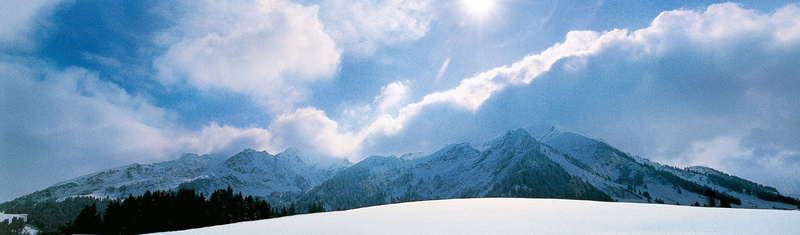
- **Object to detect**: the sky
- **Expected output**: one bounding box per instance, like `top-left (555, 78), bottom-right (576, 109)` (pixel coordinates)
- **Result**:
top-left (1, 0), bottom-right (799, 202)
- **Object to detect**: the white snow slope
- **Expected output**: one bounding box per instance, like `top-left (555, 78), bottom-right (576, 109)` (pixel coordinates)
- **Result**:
top-left (155, 198), bottom-right (800, 235)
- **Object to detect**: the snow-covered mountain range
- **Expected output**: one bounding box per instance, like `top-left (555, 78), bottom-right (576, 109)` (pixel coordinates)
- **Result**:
top-left (0, 147), bottom-right (351, 210)
top-left (2, 126), bottom-right (797, 211)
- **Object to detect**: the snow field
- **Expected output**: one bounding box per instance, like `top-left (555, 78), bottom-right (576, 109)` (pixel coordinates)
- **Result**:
top-left (155, 198), bottom-right (800, 235)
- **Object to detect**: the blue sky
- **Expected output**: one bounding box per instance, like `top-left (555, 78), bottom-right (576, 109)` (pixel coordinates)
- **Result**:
top-left (2, 0), bottom-right (800, 201)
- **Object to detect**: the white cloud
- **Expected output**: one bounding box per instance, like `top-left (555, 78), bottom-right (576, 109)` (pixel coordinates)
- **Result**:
top-left (772, 4), bottom-right (800, 43)
top-left (355, 29), bottom-right (614, 137)
top-left (0, 62), bottom-right (176, 159)
top-left (269, 107), bottom-right (363, 159)
top-left (154, 0), bottom-right (341, 113)
top-left (0, 61), bottom-right (174, 200)
top-left (176, 123), bottom-right (274, 156)
top-left (261, 81), bottom-right (411, 160)
top-left (689, 136), bottom-right (751, 168)
top-left (375, 81), bottom-right (410, 114)
top-left (318, 0), bottom-right (433, 55)
top-left (0, 60), bottom-right (279, 201)
top-left (635, 3), bottom-right (800, 54)
top-left (686, 132), bottom-right (800, 196)
top-left (0, 0), bottom-right (64, 51)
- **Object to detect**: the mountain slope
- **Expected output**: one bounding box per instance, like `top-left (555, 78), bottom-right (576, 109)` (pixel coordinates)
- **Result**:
top-left (177, 148), bottom-right (350, 198)
top-left (525, 125), bottom-right (798, 209)
top-left (294, 129), bottom-right (612, 210)
top-left (1, 153), bottom-right (224, 207)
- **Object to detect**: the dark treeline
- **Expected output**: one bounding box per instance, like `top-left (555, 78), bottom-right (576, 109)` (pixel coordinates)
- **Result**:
top-left (0, 217), bottom-right (27, 235)
top-left (648, 167), bottom-right (742, 206)
top-left (694, 168), bottom-right (800, 206)
top-left (62, 187), bottom-right (316, 234)
top-left (1, 196), bottom-right (108, 234)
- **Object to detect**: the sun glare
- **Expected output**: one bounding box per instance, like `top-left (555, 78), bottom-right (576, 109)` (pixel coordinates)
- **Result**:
top-left (462, 0), bottom-right (496, 18)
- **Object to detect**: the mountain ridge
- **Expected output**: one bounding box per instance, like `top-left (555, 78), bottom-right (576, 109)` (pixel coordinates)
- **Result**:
top-left (2, 126), bottom-right (797, 213)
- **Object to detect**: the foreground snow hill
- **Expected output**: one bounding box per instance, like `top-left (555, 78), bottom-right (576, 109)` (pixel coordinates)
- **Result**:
top-left (155, 198), bottom-right (800, 235)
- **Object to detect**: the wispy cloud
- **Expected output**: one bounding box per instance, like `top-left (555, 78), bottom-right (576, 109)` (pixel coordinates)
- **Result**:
top-left (0, 0), bottom-right (65, 52)
top-left (319, 0), bottom-right (434, 55)
top-left (433, 57), bottom-right (450, 88)
top-left (0, 61), bottom-right (177, 200)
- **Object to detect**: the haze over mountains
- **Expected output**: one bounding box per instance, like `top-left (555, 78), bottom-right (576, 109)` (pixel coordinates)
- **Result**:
top-left (2, 126), bottom-right (797, 211)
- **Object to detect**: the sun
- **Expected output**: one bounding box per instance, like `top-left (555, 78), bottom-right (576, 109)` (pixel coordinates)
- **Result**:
top-left (462, 0), bottom-right (496, 18)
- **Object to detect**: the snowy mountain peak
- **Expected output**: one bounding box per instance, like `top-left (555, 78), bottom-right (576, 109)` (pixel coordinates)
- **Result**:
top-left (239, 148), bottom-right (262, 155)
top-left (435, 142), bottom-right (474, 154)
top-left (223, 149), bottom-right (270, 167)
top-left (489, 128), bottom-right (537, 149)
top-left (276, 147), bottom-right (306, 164)
top-left (524, 124), bottom-right (565, 143)
top-left (399, 152), bottom-right (426, 160)
top-left (274, 147), bottom-right (353, 170)
top-left (179, 153), bottom-right (201, 161)
top-left (280, 147), bottom-right (302, 156)
top-left (540, 131), bottom-right (599, 155)
top-left (422, 142), bottom-right (478, 162)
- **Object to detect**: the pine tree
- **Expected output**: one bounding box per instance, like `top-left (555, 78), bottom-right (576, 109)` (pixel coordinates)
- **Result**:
top-left (308, 201), bottom-right (326, 214)
top-left (64, 204), bottom-right (101, 234)
top-left (102, 201), bottom-right (123, 234)
top-left (0, 217), bottom-right (27, 235)
top-left (719, 199), bottom-right (731, 208)
top-left (55, 187), bottom-right (287, 234)
top-left (707, 196), bottom-right (716, 207)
